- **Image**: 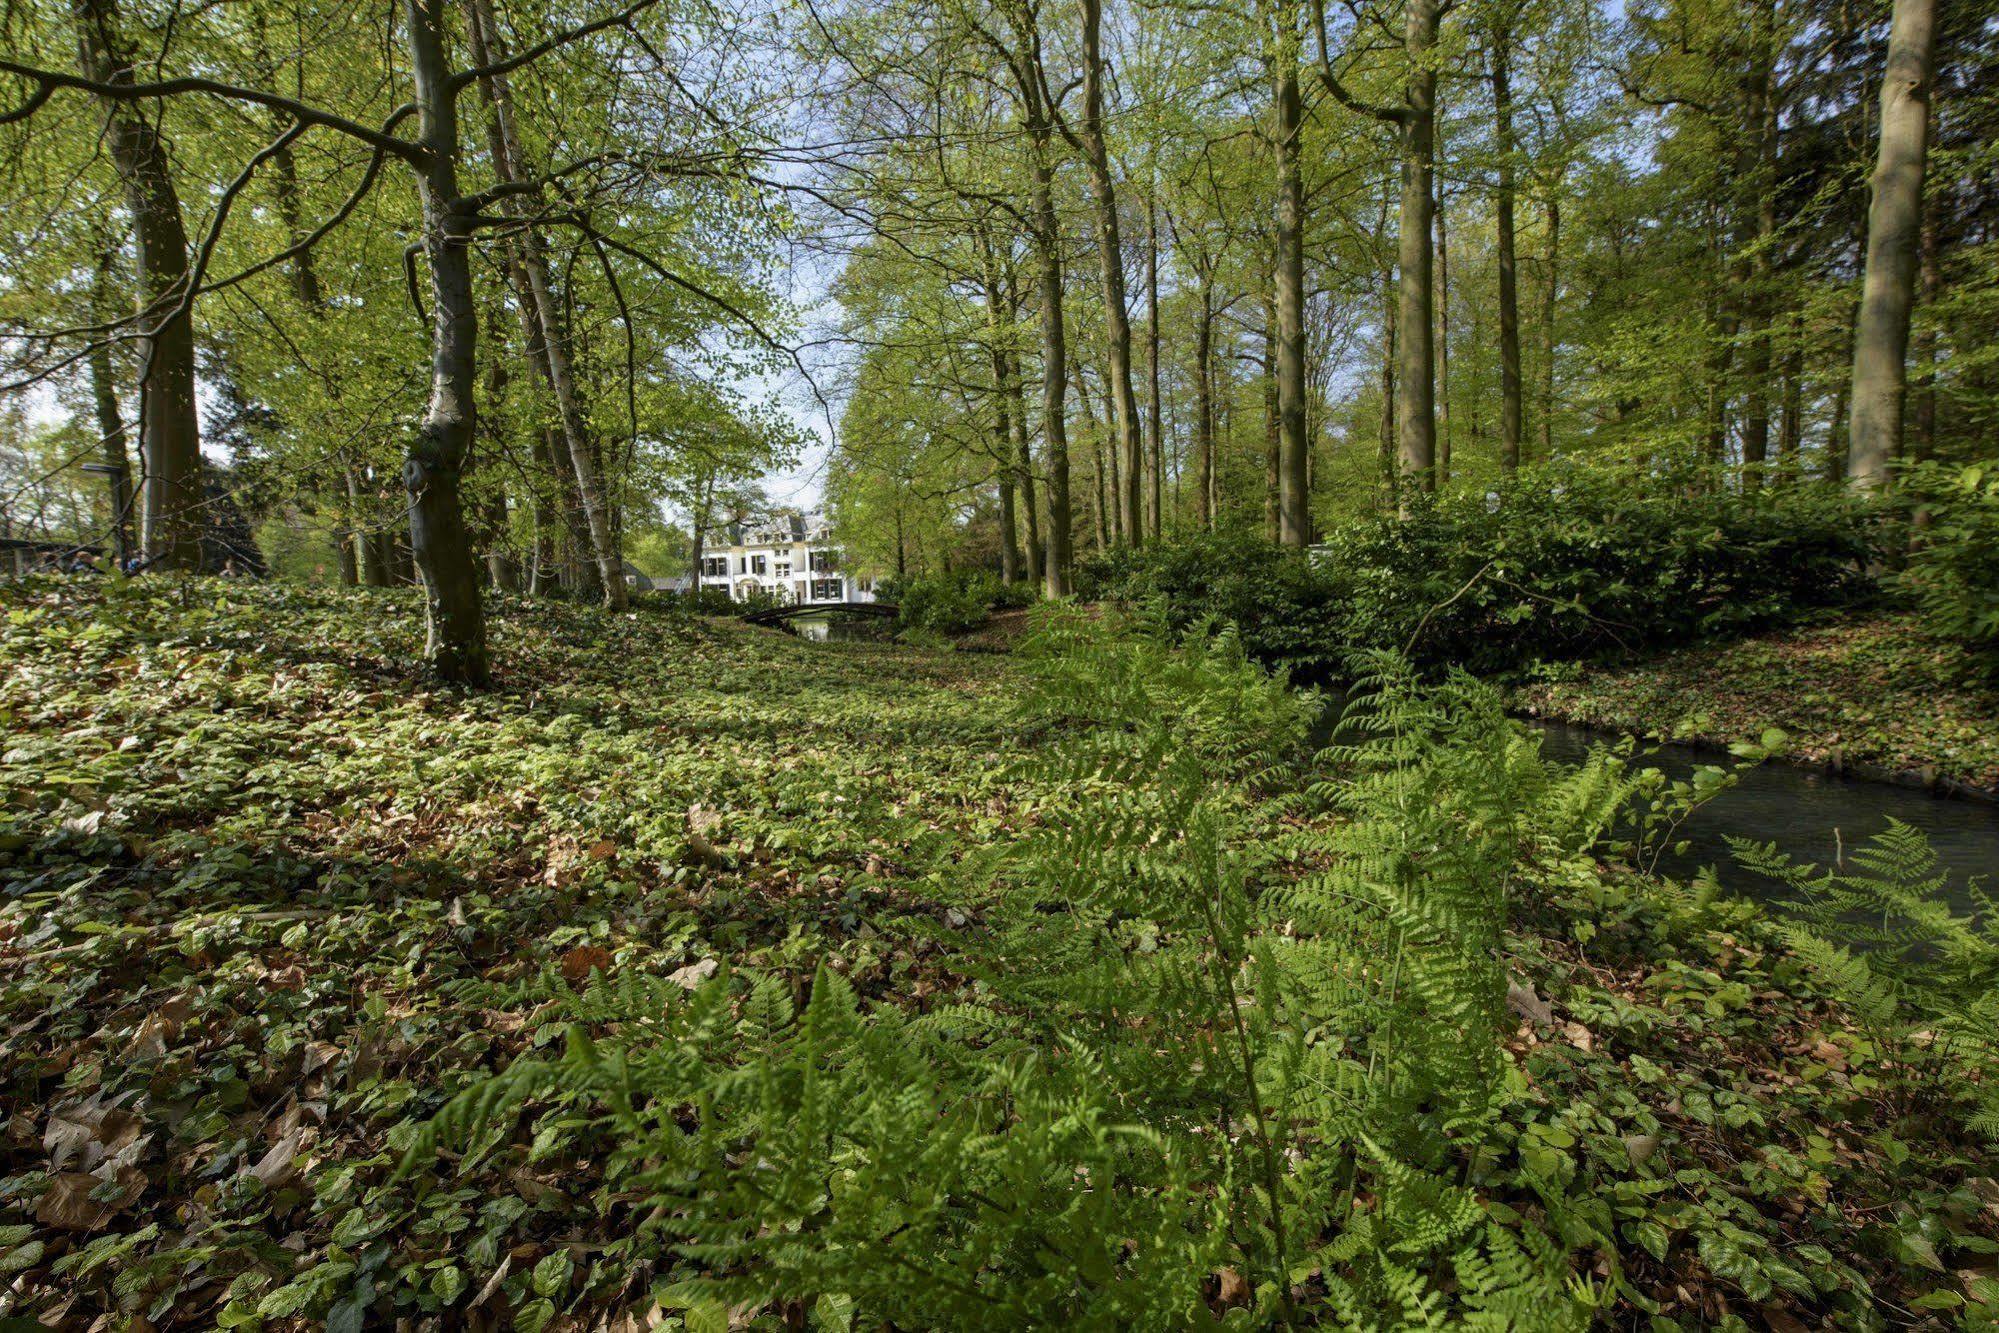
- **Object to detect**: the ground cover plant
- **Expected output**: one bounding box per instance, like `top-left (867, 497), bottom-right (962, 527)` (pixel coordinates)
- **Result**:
top-left (3, 579), bottom-right (1995, 1329)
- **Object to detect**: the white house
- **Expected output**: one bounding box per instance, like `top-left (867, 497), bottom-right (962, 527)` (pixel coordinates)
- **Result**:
top-left (698, 512), bottom-right (876, 606)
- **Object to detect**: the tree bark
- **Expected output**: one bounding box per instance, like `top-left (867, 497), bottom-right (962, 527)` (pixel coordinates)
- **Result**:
top-left (1145, 195), bottom-right (1163, 541)
top-left (1394, 0), bottom-right (1441, 503)
top-left (71, 0), bottom-right (202, 569)
top-left (88, 248), bottom-right (134, 568)
top-left (1848, 0), bottom-right (1934, 492)
top-left (1031, 146), bottom-right (1073, 593)
top-left (1077, 0), bottom-right (1141, 547)
top-left (1194, 282), bottom-right (1215, 530)
top-left (1434, 171), bottom-right (1451, 487)
top-left (463, 0), bottom-right (625, 605)
top-left (1739, 0), bottom-right (1779, 490)
top-left (1492, 20), bottom-right (1522, 471)
top-left (1539, 193), bottom-right (1560, 460)
top-left (1001, 259), bottom-right (1043, 585)
top-left (1274, 55), bottom-right (1310, 544)
top-left (404, 0), bottom-right (488, 683)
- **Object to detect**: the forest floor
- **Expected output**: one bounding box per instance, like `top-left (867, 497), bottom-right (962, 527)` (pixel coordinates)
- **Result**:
top-left (1514, 610), bottom-right (1999, 797)
top-left (1, 580), bottom-right (1993, 1328)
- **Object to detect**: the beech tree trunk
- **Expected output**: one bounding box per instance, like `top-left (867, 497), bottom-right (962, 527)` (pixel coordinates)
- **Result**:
top-left (1274, 55), bottom-right (1310, 545)
top-left (72, 0), bottom-right (203, 569)
top-left (1031, 145), bottom-right (1073, 594)
top-left (1145, 196), bottom-right (1163, 540)
top-left (1539, 193), bottom-right (1560, 460)
top-left (1849, 0), bottom-right (1936, 492)
top-left (404, 0), bottom-right (488, 683)
top-left (88, 248), bottom-right (134, 567)
top-left (1393, 0), bottom-right (1441, 504)
top-left (1001, 261), bottom-right (1043, 585)
top-left (1077, 0), bottom-right (1142, 546)
top-left (1194, 282), bottom-right (1215, 531)
top-left (1492, 21), bottom-right (1523, 471)
top-left (464, 0), bottom-right (625, 606)
top-left (1739, 0), bottom-right (1778, 490)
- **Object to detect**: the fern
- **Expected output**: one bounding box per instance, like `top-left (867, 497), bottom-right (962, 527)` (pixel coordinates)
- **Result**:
top-left (1734, 820), bottom-right (1999, 1137)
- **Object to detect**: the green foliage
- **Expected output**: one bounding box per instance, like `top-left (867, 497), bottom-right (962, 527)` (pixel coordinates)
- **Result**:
top-left (1074, 532), bottom-right (1348, 678)
top-left (8, 579), bottom-right (1995, 1328)
top-left (1901, 461), bottom-right (1999, 679)
top-left (1733, 820), bottom-right (1999, 1138)
top-left (1086, 466), bottom-right (1881, 679)
top-left (882, 569), bottom-right (1034, 635)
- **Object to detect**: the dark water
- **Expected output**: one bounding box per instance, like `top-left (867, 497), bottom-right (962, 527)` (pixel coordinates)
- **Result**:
top-left (1526, 718), bottom-right (1997, 912)
top-left (1310, 698), bottom-right (1997, 912)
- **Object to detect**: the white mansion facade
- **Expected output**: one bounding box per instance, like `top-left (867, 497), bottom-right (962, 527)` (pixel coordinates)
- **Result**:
top-left (698, 513), bottom-right (876, 606)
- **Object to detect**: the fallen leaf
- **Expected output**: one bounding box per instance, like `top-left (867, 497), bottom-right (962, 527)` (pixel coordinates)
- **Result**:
top-left (668, 958), bottom-right (719, 990)
top-left (561, 945), bottom-right (614, 984)
top-left (1215, 1268), bottom-right (1250, 1308)
top-left (1506, 976), bottom-right (1555, 1027)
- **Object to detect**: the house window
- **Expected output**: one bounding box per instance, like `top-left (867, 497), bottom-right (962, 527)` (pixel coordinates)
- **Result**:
top-left (750, 554), bottom-right (767, 575)
top-left (701, 556), bottom-right (728, 578)
top-left (774, 561), bottom-right (791, 579)
top-left (809, 549), bottom-right (837, 572)
top-left (811, 578), bottom-right (842, 602)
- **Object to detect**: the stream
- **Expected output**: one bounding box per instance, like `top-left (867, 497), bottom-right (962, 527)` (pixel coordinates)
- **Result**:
top-left (1527, 718), bottom-right (1997, 913)
top-left (1309, 698), bottom-right (1997, 913)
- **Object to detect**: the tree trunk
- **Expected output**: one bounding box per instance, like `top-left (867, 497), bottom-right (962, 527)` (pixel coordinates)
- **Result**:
top-left (1274, 57), bottom-right (1310, 545)
top-left (464, 0), bottom-right (624, 605)
top-left (404, 0), bottom-right (488, 683)
top-left (72, 0), bottom-right (202, 569)
top-left (1264, 299), bottom-right (1280, 542)
top-left (1492, 20), bottom-right (1522, 471)
top-left (1194, 282), bottom-right (1215, 531)
top-left (1002, 258), bottom-right (1043, 585)
top-left (1031, 150), bottom-right (1072, 594)
top-left (1434, 172), bottom-right (1451, 487)
top-left (1778, 309), bottom-right (1804, 483)
top-left (1145, 196), bottom-right (1164, 541)
top-left (1739, 0), bottom-right (1778, 490)
top-left (1077, 0), bottom-right (1141, 547)
top-left (1380, 273), bottom-right (1398, 509)
top-left (88, 248), bottom-right (134, 568)
top-left (1539, 193), bottom-right (1560, 460)
top-left (1394, 0), bottom-right (1441, 503)
top-left (1849, 0), bottom-right (1934, 493)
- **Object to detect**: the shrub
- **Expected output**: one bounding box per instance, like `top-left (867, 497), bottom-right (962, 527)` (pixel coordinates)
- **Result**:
top-left (1900, 461), bottom-right (1999, 679)
top-left (1073, 531), bottom-right (1350, 679)
top-left (883, 569), bottom-right (1032, 634)
top-left (1085, 465), bottom-right (1880, 678)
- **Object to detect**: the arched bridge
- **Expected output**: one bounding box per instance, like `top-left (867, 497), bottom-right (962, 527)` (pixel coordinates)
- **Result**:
top-left (744, 602), bottom-right (899, 627)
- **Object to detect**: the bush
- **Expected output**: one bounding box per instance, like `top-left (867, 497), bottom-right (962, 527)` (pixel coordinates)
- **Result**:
top-left (1074, 532), bottom-right (1349, 679)
top-left (1084, 465), bottom-right (1881, 678)
top-left (1900, 461), bottom-right (1999, 679)
top-left (882, 569), bottom-right (1033, 634)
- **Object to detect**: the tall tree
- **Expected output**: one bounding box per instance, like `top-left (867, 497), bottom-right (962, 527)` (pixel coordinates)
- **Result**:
top-left (1849, 0), bottom-right (1936, 492)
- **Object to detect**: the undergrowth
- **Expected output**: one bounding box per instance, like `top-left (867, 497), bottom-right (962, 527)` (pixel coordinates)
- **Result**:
top-left (3, 579), bottom-right (1994, 1329)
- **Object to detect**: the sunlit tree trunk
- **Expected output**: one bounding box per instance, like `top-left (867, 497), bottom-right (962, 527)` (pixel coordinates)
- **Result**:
top-left (87, 247), bottom-right (134, 567)
top-left (1492, 18), bottom-right (1522, 472)
top-left (72, 0), bottom-right (203, 569)
top-left (404, 0), bottom-right (488, 683)
top-left (1739, 0), bottom-right (1778, 490)
top-left (1145, 197), bottom-right (1164, 540)
top-left (1849, 0), bottom-right (1935, 492)
top-left (464, 0), bottom-right (624, 605)
top-left (1539, 193), bottom-right (1560, 460)
top-left (1077, 0), bottom-right (1141, 546)
top-left (1273, 50), bottom-right (1310, 544)
top-left (1194, 281), bottom-right (1215, 530)
top-left (1394, 0), bottom-right (1440, 503)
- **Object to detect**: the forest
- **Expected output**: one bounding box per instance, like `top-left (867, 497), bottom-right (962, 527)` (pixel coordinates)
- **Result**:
top-left (3, 0), bottom-right (1998, 1326)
